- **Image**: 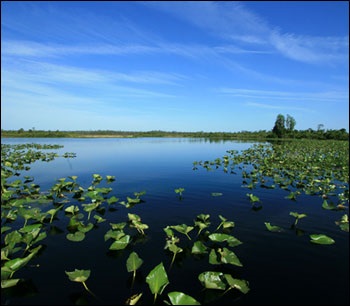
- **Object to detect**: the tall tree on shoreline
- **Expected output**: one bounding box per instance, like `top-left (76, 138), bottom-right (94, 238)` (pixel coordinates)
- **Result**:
top-left (272, 114), bottom-right (286, 138)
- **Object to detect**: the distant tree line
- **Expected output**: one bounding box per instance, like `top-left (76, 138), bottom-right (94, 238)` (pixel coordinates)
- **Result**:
top-left (1, 117), bottom-right (348, 141)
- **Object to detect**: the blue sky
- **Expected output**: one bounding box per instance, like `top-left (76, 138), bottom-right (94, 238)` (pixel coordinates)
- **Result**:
top-left (1, 1), bottom-right (349, 132)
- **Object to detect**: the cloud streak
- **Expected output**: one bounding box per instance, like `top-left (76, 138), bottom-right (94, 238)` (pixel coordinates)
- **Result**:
top-left (218, 88), bottom-right (349, 103)
top-left (144, 1), bottom-right (348, 65)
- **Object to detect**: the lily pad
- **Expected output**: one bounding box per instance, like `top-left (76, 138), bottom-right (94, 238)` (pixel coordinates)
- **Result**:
top-left (167, 291), bottom-right (200, 305)
top-left (146, 262), bottom-right (169, 302)
top-left (198, 271), bottom-right (226, 290)
top-left (310, 234), bottom-right (335, 245)
top-left (66, 231), bottom-right (85, 242)
top-left (264, 222), bottom-right (283, 232)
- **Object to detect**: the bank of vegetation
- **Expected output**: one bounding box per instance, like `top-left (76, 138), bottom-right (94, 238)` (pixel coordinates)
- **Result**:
top-left (1, 114), bottom-right (348, 140)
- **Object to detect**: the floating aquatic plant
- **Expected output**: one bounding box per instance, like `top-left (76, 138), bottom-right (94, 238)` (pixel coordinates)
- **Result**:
top-left (146, 262), bottom-right (169, 303)
top-left (264, 222), bottom-right (283, 233)
top-left (126, 251), bottom-right (143, 284)
top-left (309, 234), bottom-right (335, 245)
top-left (65, 269), bottom-right (96, 297)
top-left (166, 291), bottom-right (200, 305)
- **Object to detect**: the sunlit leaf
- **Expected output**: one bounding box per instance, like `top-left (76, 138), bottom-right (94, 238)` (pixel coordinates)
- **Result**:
top-left (1, 279), bottom-right (21, 288)
top-left (167, 291), bottom-right (201, 305)
top-left (146, 262), bottom-right (169, 302)
top-left (310, 234), bottom-right (335, 245)
top-left (208, 233), bottom-right (242, 247)
top-left (66, 231), bottom-right (85, 242)
top-left (109, 235), bottom-right (131, 250)
top-left (224, 274), bottom-right (250, 294)
top-left (191, 241), bottom-right (208, 254)
top-left (264, 222), bottom-right (283, 232)
top-left (65, 269), bottom-right (90, 283)
top-left (198, 271), bottom-right (226, 290)
top-left (126, 251), bottom-right (143, 274)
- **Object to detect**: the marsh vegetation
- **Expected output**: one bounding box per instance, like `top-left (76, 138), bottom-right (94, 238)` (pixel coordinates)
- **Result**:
top-left (1, 138), bottom-right (348, 305)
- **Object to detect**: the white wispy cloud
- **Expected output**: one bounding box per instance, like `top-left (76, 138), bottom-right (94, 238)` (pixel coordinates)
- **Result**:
top-left (269, 31), bottom-right (349, 64)
top-left (245, 102), bottom-right (312, 112)
top-left (218, 88), bottom-right (349, 103)
top-left (144, 1), bottom-right (348, 65)
top-left (2, 59), bottom-right (187, 87)
top-left (1, 40), bottom-right (161, 58)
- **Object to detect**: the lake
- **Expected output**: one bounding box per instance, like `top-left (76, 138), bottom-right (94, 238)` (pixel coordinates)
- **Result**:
top-left (1, 137), bottom-right (349, 305)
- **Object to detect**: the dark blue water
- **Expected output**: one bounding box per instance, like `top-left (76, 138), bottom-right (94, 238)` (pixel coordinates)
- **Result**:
top-left (1, 138), bottom-right (349, 305)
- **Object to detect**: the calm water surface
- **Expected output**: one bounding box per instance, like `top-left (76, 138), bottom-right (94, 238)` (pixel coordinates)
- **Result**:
top-left (1, 138), bottom-right (349, 305)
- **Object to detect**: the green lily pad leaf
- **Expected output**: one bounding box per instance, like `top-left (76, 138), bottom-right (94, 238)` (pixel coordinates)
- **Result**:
top-left (289, 212), bottom-right (307, 219)
top-left (335, 214), bottom-right (349, 232)
top-left (170, 224), bottom-right (194, 240)
top-left (110, 222), bottom-right (127, 230)
top-left (125, 293), bottom-right (143, 305)
top-left (264, 222), bottom-right (283, 232)
top-left (65, 269), bottom-right (90, 283)
top-left (106, 175), bottom-right (115, 182)
top-left (167, 291), bottom-right (201, 305)
top-left (174, 188), bottom-right (185, 195)
top-left (1, 226), bottom-right (12, 234)
top-left (224, 274), bottom-right (250, 294)
top-left (164, 226), bottom-right (174, 237)
top-left (146, 262), bottom-right (169, 297)
top-left (208, 249), bottom-right (220, 265)
top-left (218, 247), bottom-right (243, 267)
top-left (109, 235), bottom-right (131, 250)
top-left (211, 192), bottom-right (223, 197)
top-left (93, 215), bottom-right (106, 223)
top-left (322, 200), bottom-right (338, 210)
top-left (126, 251), bottom-right (143, 273)
top-left (166, 239), bottom-right (183, 255)
top-left (246, 193), bottom-right (260, 203)
top-left (66, 231), bottom-right (85, 242)
top-left (107, 196), bottom-right (119, 205)
top-left (19, 224), bottom-right (42, 233)
top-left (65, 205), bottom-right (80, 214)
top-left (310, 234), bottom-right (335, 245)
top-left (128, 213), bottom-right (141, 222)
top-left (208, 233), bottom-right (242, 247)
top-left (4, 245), bottom-right (41, 273)
top-left (104, 229), bottom-right (126, 241)
top-left (127, 196), bottom-right (141, 204)
top-left (1, 278), bottom-right (21, 288)
top-left (191, 241), bottom-right (208, 254)
top-left (198, 271), bottom-right (226, 290)
top-left (5, 230), bottom-right (22, 246)
top-left (82, 203), bottom-right (99, 212)
top-left (216, 215), bottom-right (235, 230)
top-left (77, 222), bottom-right (94, 233)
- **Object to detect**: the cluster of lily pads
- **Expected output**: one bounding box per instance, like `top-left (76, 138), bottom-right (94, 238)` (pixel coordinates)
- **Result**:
top-left (193, 140), bottom-right (349, 239)
top-left (1, 143), bottom-right (250, 305)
